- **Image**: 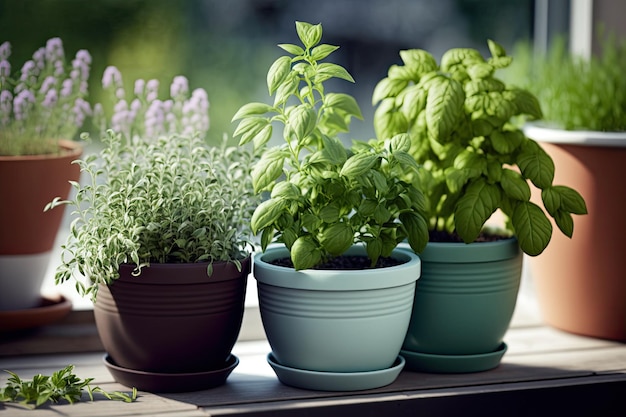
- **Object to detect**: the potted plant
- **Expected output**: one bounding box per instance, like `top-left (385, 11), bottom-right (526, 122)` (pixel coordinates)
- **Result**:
top-left (373, 40), bottom-right (588, 372)
top-left (232, 21), bottom-right (428, 391)
top-left (0, 38), bottom-right (90, 313)
top-left (509, 34), bottom-right (626, 341)
top-left (46, 70), bottom-right (259, 392)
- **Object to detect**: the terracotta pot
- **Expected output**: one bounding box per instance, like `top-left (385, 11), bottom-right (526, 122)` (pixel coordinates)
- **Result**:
top-left (525, 125), bottom-right (626, 341)
top-left (0, 140), bottom-right (82, 254)
top-left (94, 257), bottom-right (250, 374)
top-left (0, 141), bottom-right (82, 310)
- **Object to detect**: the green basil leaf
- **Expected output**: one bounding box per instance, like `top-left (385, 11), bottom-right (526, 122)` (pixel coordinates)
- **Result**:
top-left (554, 210), bottom-right (574, 238)
top-left (454, 178), bottom-right (502, 243)
top-left (372, 77), bottom-right (409, 105)
top-left (425, 75), bottom-right (465, 142)
top-left (278, 43), bottom-right (305, 56)
top-left (399, 211), bottom-right (428, 253)
top-left (314, 63), bottom-right (355, 83)
top-left (295, 21), bottom-right (322, 49)
top-left (501, 169), bottom-right (531, 201)
top-left (512, 201), bottom-right (553, 256)
top-left (252, 147), bottom-right (286, 192)
top-left (267, 55), bottom-right (292, 95)
top-left (517, 140), bottom-right (555, 189)
top-left (319, 222), bottom-right (353, 256)
top-left (231, 102), bottom-right (275, 121)
top-left (552, 185), bottom-right (588, 215)
top-left (311, 44), bottom-right (339, 60)
top-left (291, 236), bottom-right (321, 270)
top-left (324, 93), bottom-right (363, 119)
top-left (251, 198), bottom-right (287, 234)
top-left (340, 153), bottom-right (378, 178)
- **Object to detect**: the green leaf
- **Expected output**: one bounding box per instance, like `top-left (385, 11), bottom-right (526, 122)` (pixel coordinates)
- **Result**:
top-left (295, 21), bottom-right (322, 49)
top-left (388, 133), bottom-right (411, 153)
top-left (490, 129), bottom-right (523, 154)
top-left (552, 185), bottom-right (588, 215)
top-left (501, 169), bottom-right (531, 201)
top-left (252, 147), bottom-right (286, 192)
top-left (366, 238), bottom-right (383, 267)
top-left (340, 153), bottom-right (378, 178)
top-left (425, 75), bottom-right (465, 142)
top-left (392, 150), bottom-right (420, 173)
top-left (388, 64), bottom-right (416, 81)
top-left (234, 117), bottom-right (271, 147)
top-left (374, 98), bottom-right (408, 140)
top-left (270, 181), bottom-right (301, 200)
top-left (399, 85), bottom-right (427, 122)
top-left (454, 178), bottom-right (502, 243)
top-left (541, 186), bottom-right (561, 217)
top-left (267, 55), bottom-right (292, 95)
top-left (278, 43), bottom-right (305, 56)
top-left (314, 63), bottom-right (355, 83)
top-left (251, 198), bottom-right (288, 234)
top-left (487, 39), bottom-right (507, 58)
top-left (508, 88), bottom-right (543, 119)
top-left (232, 102), bottom-right (275, 121)
top-left (319, 222), bottom-right (354, 256)
top-left (517, 140), bottom-right (555, 189)
top-left (512, 201), bottom-right (553, 256)
top-left (311, 44), bottom-right (339, 60)
top-left (291, 236), bottom-right (322, 270)
top-left (554, 210), bottom-right (574, 238)
top-left (399, 49), bottom-right (438, 76)
top-left (372, 77), bottom-right (409, 105)
top-left (399, 211), bottom-right (428, 253)
top-left (324, 93), bottom-right (363, 119)
top-left (287, 105), bottom-right (316, 140)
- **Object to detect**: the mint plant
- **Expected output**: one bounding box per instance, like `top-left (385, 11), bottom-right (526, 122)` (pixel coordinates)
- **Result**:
top-left (232, 21), bottom-right (428, 270)
top-left (0, 365), bottom-right (136, 409)
top-left (373, 40), bottom-right (587, 256)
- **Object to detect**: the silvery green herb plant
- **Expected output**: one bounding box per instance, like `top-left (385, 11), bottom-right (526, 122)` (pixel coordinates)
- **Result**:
top-left (373, 40), bottom-right (587, 256)
top-left (232, 21), bottom-right (428, 270)
top-left (46, 130), bottom-right (258, 300)
top-left (0, 38), bottom-right (92, 155)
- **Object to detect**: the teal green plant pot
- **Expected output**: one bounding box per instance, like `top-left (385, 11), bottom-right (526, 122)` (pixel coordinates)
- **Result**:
top-left (399, 239), bottom-right (522, 371)
top-left (254, 245), bottom-right (420, 379)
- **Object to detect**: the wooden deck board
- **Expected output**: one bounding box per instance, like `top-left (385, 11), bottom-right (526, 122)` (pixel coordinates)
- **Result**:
top-left (1, 303), bottom-right (625, 417)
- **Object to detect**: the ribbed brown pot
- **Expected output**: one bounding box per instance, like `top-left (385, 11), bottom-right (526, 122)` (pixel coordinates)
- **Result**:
top-left (94, 257), bottom-right (250, 373)
top-left (0, 140), bottom-right (82, 254)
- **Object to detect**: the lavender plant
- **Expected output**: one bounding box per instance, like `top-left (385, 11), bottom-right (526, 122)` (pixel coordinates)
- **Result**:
top-left (94, 66), bottom-right (210, 141)
top-left (0, 38), bottom-right (92, 155)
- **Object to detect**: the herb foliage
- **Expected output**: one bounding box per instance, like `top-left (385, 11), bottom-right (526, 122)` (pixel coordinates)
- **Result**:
top-left (0, 365), bottom-right (136, 409)
top-left (46, 131), bottom-right (259, 300)
top-left (233, 21), bottom-right (428, 270)
top-left (373, 40), bottom-right (587, 256)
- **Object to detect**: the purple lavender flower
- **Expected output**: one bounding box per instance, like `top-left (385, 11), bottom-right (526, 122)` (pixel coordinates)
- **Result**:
top-left (39, 75), bottom-right (57, 95)
top-left (72, 97), bottom-right (91, 127)
top-left (170, 76), bottom-right (189, 100)
top-left (32, 47), bottom-right (45, 71)
top-left (0, 60), bottom-right (10, 78)
top-left (102, 66), bottom-right (122, 89)
top-left (20, 60), bottom-right (37, 84)
top-left (145, 99), bottom-right (165, 137)
top-left (0, 90), bottom-right (12, 125)
top-left (72, 50), bottom-right (91, 80)
top-left (42, 89), bottom-right (58, 108)
top-left (45, 37), bottom-right (64, 62)
top-left (0, 41), bottom-right (10, 60)
top-left (13, 89), bottom-right (35, 121)
top-left (61, 78), bottom-right (73, 97)
top-left (134, 79), bottom-right (145, 97)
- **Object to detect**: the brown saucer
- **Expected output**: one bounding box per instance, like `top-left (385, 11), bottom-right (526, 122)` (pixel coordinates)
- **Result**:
top-left (0, 295), bottom-right (72, 332)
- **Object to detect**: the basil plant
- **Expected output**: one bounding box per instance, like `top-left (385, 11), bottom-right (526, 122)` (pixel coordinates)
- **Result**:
top-left (233, 21), bottom-right (429, 270)
top-left (373, 40), bottom-right (587, 256)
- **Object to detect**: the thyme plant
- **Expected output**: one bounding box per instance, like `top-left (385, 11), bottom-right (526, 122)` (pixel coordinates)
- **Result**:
top-left (46, 131), bottom-right (258, 300)
top-left (373, 40), bottom-right (587, 256)
top-left (233, 21), bottom-right (428, 270)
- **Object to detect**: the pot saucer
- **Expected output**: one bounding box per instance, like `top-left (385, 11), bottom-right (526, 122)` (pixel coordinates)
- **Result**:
top-left (0, 295), bottom-right (72, 332)
top-left (103, 354), bottom-right (239, 393)
top-left (401, 342), bottom-right (507, 373)
top-left (267, 353), bottom-right (405, 391)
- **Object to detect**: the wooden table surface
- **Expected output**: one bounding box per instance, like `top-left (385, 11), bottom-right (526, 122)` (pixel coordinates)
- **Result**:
top-left (1, 299), bottom-right (625, 417)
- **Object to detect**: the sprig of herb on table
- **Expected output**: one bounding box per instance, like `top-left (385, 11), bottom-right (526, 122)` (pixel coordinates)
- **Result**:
top-left (0, 365), bottom-right (137, 409)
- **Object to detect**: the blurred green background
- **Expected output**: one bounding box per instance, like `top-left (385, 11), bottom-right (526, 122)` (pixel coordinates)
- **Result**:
top-left (0, 0), bottom-right (534, 144)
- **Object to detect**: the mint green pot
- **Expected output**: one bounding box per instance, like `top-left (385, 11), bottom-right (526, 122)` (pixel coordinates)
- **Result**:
top-left (254, 245), bottom-right (421, 373)
top-left (401, 238), bottom-right (522, 356)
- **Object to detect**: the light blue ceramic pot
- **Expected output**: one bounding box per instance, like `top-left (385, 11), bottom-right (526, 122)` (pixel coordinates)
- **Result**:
top-left (254, 245), bottom-right (421, 373)
top-left (401, 238), bottom-right (522, 356)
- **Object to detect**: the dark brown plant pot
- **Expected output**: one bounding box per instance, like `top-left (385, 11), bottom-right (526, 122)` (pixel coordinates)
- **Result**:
top-left (525, 125), bottom-right (626, 341)
top-left (0, 140), bottom-right (82, 254)
top-left (94, 257), bottom-right (250, 374)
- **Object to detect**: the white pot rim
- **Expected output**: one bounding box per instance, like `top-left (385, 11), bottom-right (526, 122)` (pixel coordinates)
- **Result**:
top-left (524, 123), bottom-right (626, 147)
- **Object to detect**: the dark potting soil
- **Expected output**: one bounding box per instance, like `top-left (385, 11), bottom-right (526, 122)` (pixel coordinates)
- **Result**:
top-left (429, 230), bottom-right (509, 243)
top-left (270, 255), bottom-right (404, 270)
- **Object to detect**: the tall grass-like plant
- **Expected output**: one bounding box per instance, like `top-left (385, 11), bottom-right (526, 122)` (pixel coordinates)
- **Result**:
top-left (47, 130), bottom-right (258, 300)
top-left (0, 38), bottom-right (92, 155)
top-left (504, 34), bottom-right (626, 131)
